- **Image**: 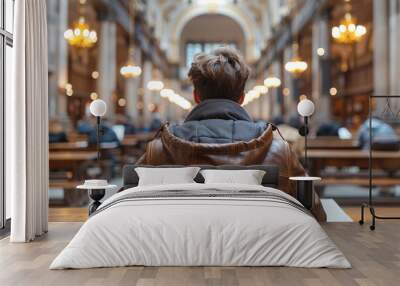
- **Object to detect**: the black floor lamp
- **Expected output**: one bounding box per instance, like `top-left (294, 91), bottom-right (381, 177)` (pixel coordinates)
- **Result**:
top-left (89, 99), bottom-right (107, 161)
top-left (77, 99), bottom-right (116, 215)
top-left (290, 98), bottom-right (321, 210)
top-left (297, 98), bottom-right (315, 171)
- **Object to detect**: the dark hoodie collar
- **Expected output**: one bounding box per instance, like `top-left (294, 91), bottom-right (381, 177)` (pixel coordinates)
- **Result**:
top-left (184, 99), bottom-right (252, 122)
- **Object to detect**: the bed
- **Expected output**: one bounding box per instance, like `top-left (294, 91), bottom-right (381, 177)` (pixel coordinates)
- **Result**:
top-left (50, 165), bottom-right (350, 269)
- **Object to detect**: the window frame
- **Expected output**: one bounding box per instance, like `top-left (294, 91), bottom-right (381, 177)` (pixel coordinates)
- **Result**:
top-left (0, 0), bottom-right (13, 232)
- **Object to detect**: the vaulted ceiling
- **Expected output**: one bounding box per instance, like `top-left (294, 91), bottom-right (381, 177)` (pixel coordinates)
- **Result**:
top-left (141, 0), bottom-right (299, 64)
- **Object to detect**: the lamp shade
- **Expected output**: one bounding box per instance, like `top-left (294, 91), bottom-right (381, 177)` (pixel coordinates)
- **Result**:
top-left (90, 99), bottom-right (107, 117)
top-left (297, 99), bottom-right (315, 117)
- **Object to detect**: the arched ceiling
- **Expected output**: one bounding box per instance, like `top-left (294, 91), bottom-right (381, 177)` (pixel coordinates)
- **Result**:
top-left (143, 0), bottom-right (294, 64)
top-left (180, 14), bottom-right (246, 64)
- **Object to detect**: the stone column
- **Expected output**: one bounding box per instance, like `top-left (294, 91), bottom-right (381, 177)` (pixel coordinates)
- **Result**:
top-left (141, 60), bottom-right (153, 127)
top-left (270, 60), bottom-right (282, 119)
top-left (388, 0), bottom-right (400, 96)
top-left (312, 13), bottom-right (331, 124)
top-left (97, 20), bottom-right (117, 119)
top-left (283, 46), bottom-right (296, 119)
top-left (47, 0), bottom-right (68, 121)
top-left (374, 0), bottom-right (390, 114)
top-left (125, 47), bottom-right (142, 122)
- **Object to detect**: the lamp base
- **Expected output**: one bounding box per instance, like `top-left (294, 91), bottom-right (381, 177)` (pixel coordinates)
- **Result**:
top-left (88, 189), bottom-right (105, 215)
top-left (290, 177), bottom-right (321, 210)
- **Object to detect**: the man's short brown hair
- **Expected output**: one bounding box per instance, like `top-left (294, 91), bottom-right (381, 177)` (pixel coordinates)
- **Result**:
top-left (188, 47), bottom-right (250, 102)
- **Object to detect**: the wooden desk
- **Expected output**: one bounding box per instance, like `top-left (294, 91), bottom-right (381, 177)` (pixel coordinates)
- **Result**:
top-left (49, 151), bottom-right (98, 178)
top-left (49, 151), bottom-right (97, 162)
top-left (307, 138), bottom-right (359, 150)
top-left (49, 151), bottom-right (98, 206)
top-left (49, 141), bottom-right (88, 151)
top-left (123, 132), bottom-right (156, 144)
top-left (305, 149), bottom-right (400, 175)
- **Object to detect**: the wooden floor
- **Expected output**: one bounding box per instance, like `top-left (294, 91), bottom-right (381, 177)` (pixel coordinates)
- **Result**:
top-left (1, 222), bottom-right (400, 286)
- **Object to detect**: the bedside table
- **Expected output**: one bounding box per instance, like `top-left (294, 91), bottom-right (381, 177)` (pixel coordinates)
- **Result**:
top-left (77, 180), bottom-right (117, 215)
top-left (289, 176), bottom-right (321, 210)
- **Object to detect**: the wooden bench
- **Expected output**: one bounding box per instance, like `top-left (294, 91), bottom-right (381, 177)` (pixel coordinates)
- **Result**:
top-left (49, 141), bottom-right (88, 151)
top-left (316, 177), bottom-right (400, 187)
top-left (305, 149), bottom-right (400, 173)
top-left (307, 138), bottom-right (359, 150)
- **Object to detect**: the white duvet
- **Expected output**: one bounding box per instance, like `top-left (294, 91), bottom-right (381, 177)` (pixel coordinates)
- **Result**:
top-left (50, 183), bottom-right (350, 269)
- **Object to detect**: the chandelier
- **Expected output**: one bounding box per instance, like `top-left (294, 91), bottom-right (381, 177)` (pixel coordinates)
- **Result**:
top-left (332, 13), bottom-right (367, 44)
top-left (120, 47), bottom-right (142, 78)
top-left (64, 15), bottom-right (97, 49)
top-left (121, 0), bottom-right (142, 79)
top-left (285, 43), bottom-right (308, 76)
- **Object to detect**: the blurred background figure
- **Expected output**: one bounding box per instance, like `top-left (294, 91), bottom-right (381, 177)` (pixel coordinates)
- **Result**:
top-left (49, 118), bottom-right (68, 143)
top-left (358, 117), bottom-right (400, 150)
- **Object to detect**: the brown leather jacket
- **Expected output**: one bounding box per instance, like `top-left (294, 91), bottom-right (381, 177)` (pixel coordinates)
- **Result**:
top-left (137, 123), bottom-right (327, 222)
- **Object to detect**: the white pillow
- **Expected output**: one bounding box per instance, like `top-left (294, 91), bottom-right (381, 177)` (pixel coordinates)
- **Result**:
top-left (200, 169), bottom-right (266, 185)
top-left (135, 167), bottom-right (201, 186)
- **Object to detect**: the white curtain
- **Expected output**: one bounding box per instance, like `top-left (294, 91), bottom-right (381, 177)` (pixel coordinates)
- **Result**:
top-left (7, 0), bottom-right (49, 242)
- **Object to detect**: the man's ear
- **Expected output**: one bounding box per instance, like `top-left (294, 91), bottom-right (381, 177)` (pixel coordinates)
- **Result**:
top-left (238, 93), bottom-right (245, 105)
top-left (194, 90), bottom-right (201, 104)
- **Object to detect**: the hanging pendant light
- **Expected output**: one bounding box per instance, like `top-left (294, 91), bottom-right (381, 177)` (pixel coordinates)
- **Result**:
top-left (121, 47), bottom-right (142, 78)
top-left (147, 69), bottom-right (164, 91)
top-left (264, 77), bottom-right (281, 88)
top-left (285, 42), bottom-right (308, 76)
top-left (121, 0), bottom-right (142, 79)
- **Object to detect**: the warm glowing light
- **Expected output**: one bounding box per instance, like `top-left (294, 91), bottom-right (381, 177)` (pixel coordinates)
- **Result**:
top-left (120, 64), bottom-right (142, 78)
top-left (160, 89), bottom-right (175, 98)
top-left (264, 77), bottom-right (281, 88)
top-left (159, 88), bottom-right (192, 110)
top-left (253, 85), bottom-right (268, 95)
top-left (147, 80), bottom-right (164, 91)
top-left (121, 47), bottom-right (142, 78)
top-left (90, 92), bottom-right (98, 100)
top-left (148, 103), bottom-right (156, 112)
top-left (299, 94), bottom-right (308, 101)
top-left (65, 83), bottom-right (73, 96)
top-left (285, 43), bottom-right (308, 76)
top-left (285, 58), bottom-right (308, 75)
top-left (317, 48), bottom-right (325, 56)
top-left (332, 13), bottom-right (367, 44)
top-left (242, 90), bottom-right (261, 106)
top-left (330, 87), bottom-right (338, 96)
top-left (283, 88), bottom-right (290, 96)
top-left (118, 98), bottom-right (127, 107)
top-left (91, 71), bottom-right (99, 79)
top-left (64, 17), bottom-right (97, 48)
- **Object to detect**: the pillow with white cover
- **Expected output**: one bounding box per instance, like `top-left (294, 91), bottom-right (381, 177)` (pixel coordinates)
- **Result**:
top-left (200, 169), bottom-right (266, 185)
top-left (135, 167), bottom-right (200, 186)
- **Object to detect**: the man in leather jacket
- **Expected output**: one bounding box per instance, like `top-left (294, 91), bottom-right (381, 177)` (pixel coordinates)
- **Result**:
top-left (137, 47), bottom-right (326, 221)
